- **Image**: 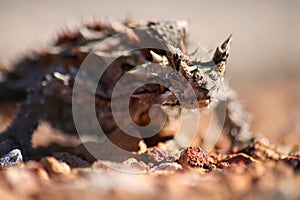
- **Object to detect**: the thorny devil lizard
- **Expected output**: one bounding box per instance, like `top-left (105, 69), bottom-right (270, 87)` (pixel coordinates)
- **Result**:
top-left (0, 19), bottom-right (298, 167)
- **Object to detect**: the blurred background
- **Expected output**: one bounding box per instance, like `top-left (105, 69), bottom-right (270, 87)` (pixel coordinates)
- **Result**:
top-left (0, 0), bottom-right (299, 146)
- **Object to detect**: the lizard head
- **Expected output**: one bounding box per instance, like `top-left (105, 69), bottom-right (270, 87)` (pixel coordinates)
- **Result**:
top-left (163, 35), bottom-right (232, 108)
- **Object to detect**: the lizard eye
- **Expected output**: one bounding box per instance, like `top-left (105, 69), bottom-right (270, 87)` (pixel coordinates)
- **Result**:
top-left (190, 68), bottom-right (203, 81)
top-left (195, 73), bottom-right (201, 79)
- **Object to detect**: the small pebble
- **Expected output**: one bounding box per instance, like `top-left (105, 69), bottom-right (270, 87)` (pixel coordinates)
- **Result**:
top-left (40, 157), bottom-right (70, 175)
top-left (0, 149), bottom-right (23, 169)
top-left (178, 146), bottom-right (211, 170)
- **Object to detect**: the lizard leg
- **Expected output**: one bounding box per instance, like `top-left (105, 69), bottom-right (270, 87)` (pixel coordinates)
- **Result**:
top-left (218, 85), bottom-right (255, 152)
top-left (210, 36), bottom-right (263, 152)
top-left (0, 86), bottom-right (44, 157)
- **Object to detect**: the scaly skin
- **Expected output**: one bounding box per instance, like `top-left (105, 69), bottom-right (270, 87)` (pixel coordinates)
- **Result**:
top-left (0, 19), bottom-right (251, 159)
